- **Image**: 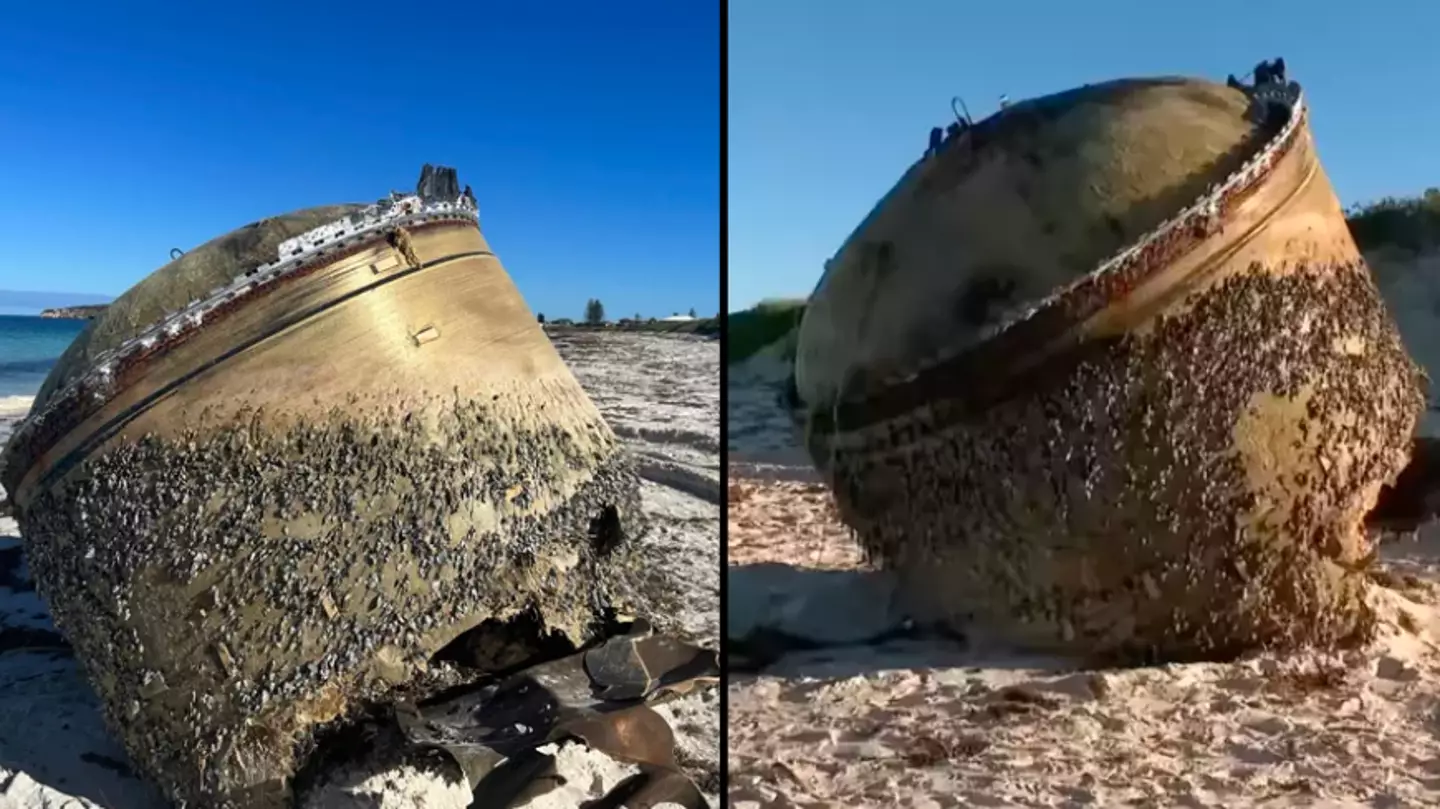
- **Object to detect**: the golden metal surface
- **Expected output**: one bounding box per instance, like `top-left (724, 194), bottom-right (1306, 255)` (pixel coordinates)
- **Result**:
top-left (16, 223), bottom-right (606, 505)
top-left (795, 82), bottom-right (1423, 664)
top-left (796, 79), bottom-right (1264, 409)
top-left (6, 213), bottom-right (644, 808)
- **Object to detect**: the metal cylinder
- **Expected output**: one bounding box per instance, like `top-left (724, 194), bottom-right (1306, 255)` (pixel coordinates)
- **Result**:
top-left (794, 78), bottom-right (1424, 664)
top-left (1, 182), bottom-right (645, 806)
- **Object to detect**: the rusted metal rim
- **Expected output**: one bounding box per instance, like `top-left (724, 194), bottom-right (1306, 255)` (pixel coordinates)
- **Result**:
top-left (1, 195), bottom-right (481, 501)
top-left (20, 243), bottom-right (495, 502)
top-left (806, 82), bottom-right (1308, 437)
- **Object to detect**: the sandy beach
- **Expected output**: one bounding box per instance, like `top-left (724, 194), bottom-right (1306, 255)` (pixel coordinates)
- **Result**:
top-left (0, 331), bottom-right (719, 808)
top-left (726, 289), bottom-right (1440, 807)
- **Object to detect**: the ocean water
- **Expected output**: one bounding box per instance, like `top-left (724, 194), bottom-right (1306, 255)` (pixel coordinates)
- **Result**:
top-left (0, 315), bottom-right (87, 399)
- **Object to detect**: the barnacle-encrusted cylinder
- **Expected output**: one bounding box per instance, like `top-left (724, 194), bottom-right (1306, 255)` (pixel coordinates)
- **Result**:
top-left (793, 78), bottom-right (1425, 663)
top-left (1, 181), bottom-right (645, 807)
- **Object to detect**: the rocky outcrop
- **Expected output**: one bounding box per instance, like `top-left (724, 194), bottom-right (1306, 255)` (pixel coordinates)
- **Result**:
top-left (38, 305), bottom-right (107, 320)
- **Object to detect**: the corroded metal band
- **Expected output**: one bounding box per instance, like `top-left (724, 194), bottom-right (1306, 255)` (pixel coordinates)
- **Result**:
top-left (807, 82), bottom-right (1307, 436)
top-left (29, 242), bottom-right (495, 499)
top-left (2, 194), bottom-right (479, 501)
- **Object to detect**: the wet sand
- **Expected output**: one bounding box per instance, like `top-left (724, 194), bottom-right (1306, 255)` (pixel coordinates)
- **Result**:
top-left (0, 332), bottom-right (719, 808)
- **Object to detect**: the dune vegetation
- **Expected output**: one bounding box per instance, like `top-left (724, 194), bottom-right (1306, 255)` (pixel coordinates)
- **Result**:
top-left (724, 298), bottom-right (806, 364)
top-left (1346, 189), bottom-right (1440, 254)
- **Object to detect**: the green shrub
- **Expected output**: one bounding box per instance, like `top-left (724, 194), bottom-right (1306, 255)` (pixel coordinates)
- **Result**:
top-left (1346, 188), bottom-right (1440, 254)
top-left (726, 298), bottom-right (807, 364)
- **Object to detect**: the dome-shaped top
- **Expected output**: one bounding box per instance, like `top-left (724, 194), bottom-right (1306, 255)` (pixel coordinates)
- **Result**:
top-left (35, 204), bottom-right (366, 409)
top-left (795, 77), bottom-right (1270, 409)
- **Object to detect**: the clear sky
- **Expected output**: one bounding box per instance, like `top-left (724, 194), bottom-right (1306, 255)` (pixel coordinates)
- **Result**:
top-left (0, 0), bottom-right (718, 321)
top-left (728, 0), bottom-right (1438, 311)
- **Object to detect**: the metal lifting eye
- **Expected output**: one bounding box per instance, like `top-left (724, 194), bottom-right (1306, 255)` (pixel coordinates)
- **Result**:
top-left (951, 95), bottom-right (973, 127)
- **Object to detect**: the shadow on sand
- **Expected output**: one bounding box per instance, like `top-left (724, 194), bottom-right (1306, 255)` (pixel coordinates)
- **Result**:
top-left (726, 561), bottom-right (1078, 681)
top-left (0, 531), bottom-right (164, 809)
top-left (729, 530), bottom-right (1440, 685)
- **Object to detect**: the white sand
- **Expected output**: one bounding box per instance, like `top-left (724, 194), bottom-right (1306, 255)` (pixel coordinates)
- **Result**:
top-left (0, 331), bottom-right (720, 807)
top-left (729, 553), bottom-right (1440, 807)
top-left (726, 259), bottom-right (1440, 806)
top-left (301, 761), bottom-right (472, 809)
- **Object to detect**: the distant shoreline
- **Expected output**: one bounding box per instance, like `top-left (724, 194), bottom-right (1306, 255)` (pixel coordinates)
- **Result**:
top-left (543, 319), bottom-right (718, 339)
top-left (38, 305), bottom-right (106, 320)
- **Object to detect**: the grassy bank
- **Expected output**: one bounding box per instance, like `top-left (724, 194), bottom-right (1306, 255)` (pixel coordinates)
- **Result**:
top-left (725, 298), bottom-right (806, 364)
top-left (1347, 190), bottom-right (1440, 254)
top-left (627, 317), bottom-right (719, 337)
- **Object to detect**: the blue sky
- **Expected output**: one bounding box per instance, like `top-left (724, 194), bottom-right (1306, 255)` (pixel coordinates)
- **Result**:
top-left (729, 0), bottom-right (1439, 310)
top-left (0, 0), bottom-right (718, 321)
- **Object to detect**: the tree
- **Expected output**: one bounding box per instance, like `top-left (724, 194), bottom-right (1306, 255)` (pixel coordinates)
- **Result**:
top-left (688, 307), bottom-right (696, 318)
top-left (585, 298), bottom-right (606, 325)
top-left (536, 312), bottom-right (546, 324)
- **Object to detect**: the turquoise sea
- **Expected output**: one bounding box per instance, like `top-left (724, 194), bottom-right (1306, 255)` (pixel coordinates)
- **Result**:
top-left (0, 315), bottom-right (87, 398)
